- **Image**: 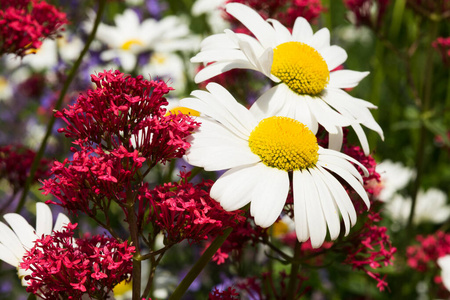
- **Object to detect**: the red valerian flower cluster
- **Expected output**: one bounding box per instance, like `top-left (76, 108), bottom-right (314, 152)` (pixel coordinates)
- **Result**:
top-left (433, 37), bottom-right (450, 67)
top-left (209, 286), bottom-right (240, 299)
top-left (343, 0), bottom-right (390, 30)
top-left (42, 70), bottom-right (199, 217)
top-left (225, 0), bottom-right (325, 29)
top-left (0, 145), bottom-right (51, 193)
top-left (147, 171), bottom-right (246, 245)
top-left (407, 231), bottom-right (450, 272)
top-left (342, 211), bottom-right (396, 291)
top-left (20, 223), bottom-right (135, 300)
top-left (0, 0), bottom-right (67, 57)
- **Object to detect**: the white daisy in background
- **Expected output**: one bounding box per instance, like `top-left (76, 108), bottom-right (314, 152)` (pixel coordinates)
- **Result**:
top-left (438, 255), bottom-right (450, 292)
top-left (181, 83), bottom-right (370, 248)
top-left (0, 202), bottom-right (70, 285)
top-left (376, 160), bottom-right (416, 202)
top-left (89, 9), bottom-right (199, 71)
top-left (191, 3), bottom-right (383, 155)
top-left (191, 0), bottom-right (229, 33)
top-left (383, 188), bottom-right (450, 226)
top-left (141, 52), bottom-right (187, 94)
top-left (4, 32), bottom-right (83, 72)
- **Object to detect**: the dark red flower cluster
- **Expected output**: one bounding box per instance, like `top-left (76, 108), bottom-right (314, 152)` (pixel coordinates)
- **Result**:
top-left (0, 145), bottom-right (51, 193)
top-left (41, 146), bottom-right (147, 215)
top-left (147, 171), bottom-right (246, 244)
top-left (209, 286), bottom-right (240, 299)
top-left (20, 223), bottom-right (134, 299)
top-left (225, 0), bottom-right (325, 29)
top-left (212, 214), bottom-right (267, 264)
top-left (0, 0), bottom-right (67, 57)
top-left (56, 70), bottom-right (198, 165)
top-left (343, 0), bottom-right (390, 30)
top-left (433, 37), bottom-right (450, 67)
top-left (42, 70), bottom-right (199, 216)
top-left (407, 231), bottom-right (450, 272)
top-left (342, 211), bottom-right (396, 291)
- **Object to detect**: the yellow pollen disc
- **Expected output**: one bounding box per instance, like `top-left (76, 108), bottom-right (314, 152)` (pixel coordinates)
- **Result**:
top-left (113, 279), bottom-right (132, 296)
top-left (165, 106), bottom-right (200, 117)
top-left (248, 116), bottom-right (319, 171)
top-left (120, 39), bottom-right (144, 50)
top-left (271, 41), bottom-right (329, 95)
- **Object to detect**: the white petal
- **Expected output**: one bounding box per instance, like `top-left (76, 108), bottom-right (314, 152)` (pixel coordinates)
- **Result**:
top-left (250, 167), bottom-right (289, 228)
top-left (302, 169), bottom-right (327, 248)
top-left (199, 33), bottom-right (238, 51)
top-left (328, 126), bottom-right (343, 151)
top-left (205, 83), bottom-right (258, 130)
top-left (293, 94), bottom-right (318, 134)
top-left (268, 19), bottom-right (292, 44)
top-left (318, 160), bottom-right (370, 210)
top-left (305, 96), bottom-right (353, 134)
top-left (225, 3), bottom-right (276, 48)
top-left (351, 122), bottom-right (370, 155)
top-left (309, 168), bottom-right (341, 240)
top-left (316, 165), bottom-right (356, 230)
top-left (328, 70), bottom-right (370, 89)
top-left (320, 46), bottom-right (348, 71)
top-left (0, 221), bottom-right (24, 265)
top-left (191, 49), bottom-right (248, 63)
top-left (292, 17), bottom-right (313, 41)
top-left (4, 214), bottom-right (37, 250)
top-left (0, 243), bottom-right (20, 267)
top-left (293, 171), bottom-right (310, 242)
top-left (307, 28), bottom-right (330, 50)
top-left (319, 147), bottom-right (369, 177)
top-left (53, 213), bottom-right (71, 232)
top-left (250, 85), bottom-right (288, 120)
top-left (36, 203), bottom-right (53, 237)
top-left (211, 163), bottom-right (265, 211)
top-left (194, 60), bottom-right (255, 83)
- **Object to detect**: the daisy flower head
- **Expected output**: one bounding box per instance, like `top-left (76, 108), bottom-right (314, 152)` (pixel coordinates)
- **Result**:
top-left (88, 9), bottom-right (196, 71)
top-left (180, 83), bottom-right (370, 248)
top-left (191, 3), bottom-right (383, 155)
top-left (0, 202), bottom-right (70, 285)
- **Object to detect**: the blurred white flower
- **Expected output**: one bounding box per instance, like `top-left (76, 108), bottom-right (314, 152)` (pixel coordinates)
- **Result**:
top-left (376, 160), bottom-right (416, 202)
top-left (383, 188), bottom-right (450, 225)
top-left (0, 75), bottom-right (13, 102)
top-left (141, 52), bottom-right (187, 93)
top-left (0, 203), bottom-right (70, 286)
top-left (191, 0), bottom-right (229, 33)
top-left (438, 255), bottom-right (450, 292)
top-left (89, 9), bottom-right (199, 71)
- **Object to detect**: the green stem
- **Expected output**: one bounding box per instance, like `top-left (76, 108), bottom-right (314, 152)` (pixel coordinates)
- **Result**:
top-left (16, 0), bottom-right (107, 213)
top-left (286, 240), bottom-right (302, 300)
top-left (168, 227), bottom-right (233, 300)
top-left (406, 20), bottom-right (439, 230)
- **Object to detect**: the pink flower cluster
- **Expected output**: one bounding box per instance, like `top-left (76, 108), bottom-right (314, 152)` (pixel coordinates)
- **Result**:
top-left (209, 286), bottom-right (240, 299)
top-left (342, 211), bottom-right (396, 291)
top-left (147, 171), bottom-right (246, 244)
top-left (0, 0), bottom-right (67, 57)
top-left (20, 223), bottom-right (135, 299)
top-left (42, 70), bottom-right (199, 217)
top-left (407, 231), bottom-right (450, 272)
top-left (433, 37), bottom-right (450, 67)
top-left (343, 0), bottom-right (390, 30)
top-left (0, 145), bottom-right (51, 193)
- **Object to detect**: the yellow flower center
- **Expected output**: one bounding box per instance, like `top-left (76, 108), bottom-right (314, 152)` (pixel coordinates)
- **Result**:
top-left (271, 42), bottom-right (329, 95)
top-left (113, 279), bottom-right (132, 296)
top-left (120, 39), bottom-right (144, 50)
top-left (165, 106), bottom-right (200, 117)
top-left (248, 116), bottom-right (319, 171)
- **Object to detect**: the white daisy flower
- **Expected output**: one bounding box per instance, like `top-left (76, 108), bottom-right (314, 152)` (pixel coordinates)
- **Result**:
top-left (438, 255), bottom-right (450, 292)
top-left (376, 160), bottom-right (416, 202)
top-left (181, 83), bottom-right (370, 248)
top-left (0, 203), bottom-right (70, 285)
top-left (191, 0), bottom-right (229, 33)
top-left (191, 3), bottom-right (383, 155)
top-left (383, 188), bottom-right (450, 225)
top-left (89, 9), bottom-right (198, 71)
